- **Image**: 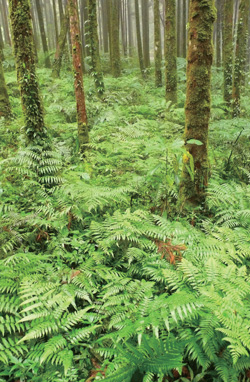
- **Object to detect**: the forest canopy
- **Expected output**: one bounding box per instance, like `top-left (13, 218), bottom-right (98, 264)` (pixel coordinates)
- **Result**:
top-left (1, 0), bottom-right (250, 381)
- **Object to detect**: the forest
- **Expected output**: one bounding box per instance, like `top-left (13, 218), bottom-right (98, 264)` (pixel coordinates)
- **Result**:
top-left (0, 0), bottom-right (250, 381)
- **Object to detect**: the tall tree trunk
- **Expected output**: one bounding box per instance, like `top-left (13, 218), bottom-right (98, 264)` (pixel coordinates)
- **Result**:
top-left (154, 0), bottom-right (162, 87)
top-left (9, 0), bottom-right (47, 142)
top-left (88, 0), bottom-right (105, 95)
top-left (110, 0), bottom-right (121, 77)
top-left (216, 0), bottom-right (222, 67)
top-left (120, 0), bottom-right (128, 56)
top-left (223, 0), bottom-right (233, 107)
top-left (101, 0), bottom-right (109, 53)
top-left (135, 0), bottom-right (145, 77)
top-left (141, 0), bottom-right (150, 67)
top-left (35, 0), bottom-right (51, 67)
top-left (2, 0), bottom-right (12, 46)
top-left (0, 55), bottom-right (11, 118)
top-left (69, 0), bottom-right (89, 152)
top-left (232, 0), bottom-right (250, 117)
top-left (182, 0), bottom-right (187, 58)
top-left (52, 1), bottom-right (69, 78)
top-left (179, 0), bottom-right (216, 207)
top-left (53, 0), bottom-right (59, 44)
top-left (58, 0), bottom-right (64, 25)
top-left (127, 0), bottom-right (134, 56)
top-left (0, 24), bottom-right (5, 61)
top-left (165, 0), bottom-right (177, 104)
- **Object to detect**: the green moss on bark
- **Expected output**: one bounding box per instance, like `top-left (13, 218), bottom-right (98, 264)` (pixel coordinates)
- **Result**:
top-left (110, 0), bottom-right (121, 78)
top-left (9, 0), bottom-right (47, 142)
top-left (179, 0), bottom-right (216, 207)
top-left (154, 0), bottom-right (162, 87)
top-left (165, 0), bottom-right (177, 104)
top-left (0, 56), bottom-right (11, 118)
top-left (88, 0), bottom-right (105, 96)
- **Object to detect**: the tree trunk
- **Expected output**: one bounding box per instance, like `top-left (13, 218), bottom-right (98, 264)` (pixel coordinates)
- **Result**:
top-left (35, 0), bottom-right (51, 67)
top-left (53, 0), bottom-right (59, 44)
top-left (0, 55), bottom-right (11, 118)
top-left (52, 1), bottom-right (69, 78)
top-left (141, 0), bottom-right (150, 67)
top-left (154, 0), bottom-right (162, 87)
top-left (165, 0), bottom-right (177, 104)
top-left (0, 24), bottom-right (5, 61)
top-left (216, 0), bottom-right (222, 67)
top-left (223, 0), bottom-right (233, 107)
top-left (182, 0), bottom-right (187, 58)
top-left (69, 0), bottom-right (89, 152)
top-left (88, 0), bottom-right (105, 95)
top-left (2, 0), bottom-right (12, 46)
top-left (110, 0), bottom-right (121, 77)
top-left (179, 0), bottom-right (216, 206)
top-left (9, 0), bottom-right (47, 142)
top-left (127, 0), bottom-right (134, 56)
top-left (232, 0), bottom-right (250, 117)
top-left (101, 0), bottom-right (109, 53)
top-left (135, 0), bottom-right (145, 77)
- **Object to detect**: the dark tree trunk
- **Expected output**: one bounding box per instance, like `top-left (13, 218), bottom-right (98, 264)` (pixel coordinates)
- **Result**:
top-left (0, 55), bottom-right (11, 118)
top-left (165, 0), bottom-right (177, 104)
top-left (110, 0), bottom-right (121, 77)
top-left (223, 0), bottom-right (234, 107)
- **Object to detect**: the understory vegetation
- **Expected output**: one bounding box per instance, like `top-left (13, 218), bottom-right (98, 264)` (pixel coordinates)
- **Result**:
top-left (1, 53), bottom-right (250, 382)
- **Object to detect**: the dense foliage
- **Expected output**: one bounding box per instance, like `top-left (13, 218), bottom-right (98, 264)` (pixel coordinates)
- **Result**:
top-left (1, 52), bottom-right (250, 382)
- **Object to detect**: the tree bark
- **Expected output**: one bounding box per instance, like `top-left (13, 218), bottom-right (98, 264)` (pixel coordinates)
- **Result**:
top-left (232, 0), bottom-right (250, 117)
top-left (2, 0), bottom-right (12, 46)
top-left (69, 0), bottom-right (89, 152)
top-left (34, 0), bottom-right (51, 67)
top-left (52, 1), bottom-right (70, 78)
top-left (0, 55), bottom-right (11, 118)
top-left (127, 0), bottom-right (134, 56)
top-left (223, 0), bottom-right (233, 107)
top-left (53, 0), bottom-right (59, 44)
top-left (179, 0), bottom-right (216, 206)
top-left (165, 0), bottom-right (177, 104)
top-left (141, 0), bottom-right (150, 67)
top-left (154, 0), bottom-right (162, 87)
top-left (110, 0), bottom-right (121, 77)
top-left (135, 0), bottom-right (145, 77)
top-left (88, 0), bottom-right (105, 95)
top-left (9, 0), bottom-right (47, 142)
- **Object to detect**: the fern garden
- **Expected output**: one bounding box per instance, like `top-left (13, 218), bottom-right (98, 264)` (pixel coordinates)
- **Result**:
top-left (1, 0), bottom-right (250, 381)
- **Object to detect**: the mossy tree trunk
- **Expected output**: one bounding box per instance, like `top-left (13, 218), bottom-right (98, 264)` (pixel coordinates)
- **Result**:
top-left (165, 0), bottom-right (177, 104)
top-left (0, 55), bottom-right (11, 118)
top-left (135, 0), bottom-right (145, 78)
top-left (0, 27), bottom-right (5, 61)
top-left (110, 0), bottom-right (121, 77)
top-left (52, 0), bottom-right (59, 44)
top-left (34, 0), bottom-right (51, 68)
top-left (52, 1), bottom-right (69, 78)
top-left (154, 0), bottom-right (162, 87)
top-left (232, 0), bottom-right (250, 117)
top-left (179, 0), bottom-right (216, 207)
top-left (69, 0), bottom-right (89, 153)
top-left (9, 0), bottom-right (47, 143)
top-left (88, 0), bottom-right (105, 95)
top-left (223, 0), bottom-right (234, 107)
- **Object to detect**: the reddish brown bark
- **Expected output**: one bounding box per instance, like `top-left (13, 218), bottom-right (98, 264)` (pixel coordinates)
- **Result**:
top-left (69, 0), bottom-right (89, 152)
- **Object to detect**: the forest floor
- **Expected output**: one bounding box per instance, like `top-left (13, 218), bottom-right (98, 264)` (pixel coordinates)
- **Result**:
top-left (1, 57), bottom-right (250, 381)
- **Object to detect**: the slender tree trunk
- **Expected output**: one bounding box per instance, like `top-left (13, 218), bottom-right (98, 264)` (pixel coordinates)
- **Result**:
top-left (179, 0), bottom-right (216, 206)
top-left (58, 0), bottom-right (64, 25)
top-left (88, 0), bottom-right (105, 95)
top-left (0, 24), bottom-right (5, 61)
top-left (154, 0), bottom-right (162, 87)
top-left (182, 0), bottom-right (187, 58)
top-left (2, 0), bottom-right (12, 46)
top-left (232, 0), bottom-right (250, 117)
top-left (9, 0), bottom-right (47, 142)
top-left (141, 0), bottom-right (150, 67)
top-left (53, 0), bottom-right (59, 44)
top-left (101, 0), bottom-right (109, 53)
top-left (165, 0), bottom-right (177, 104)
top-left (52, 1), bottom-right (69, 78)
top-left (135, 0), bottom-right (145, 77)
top-left (216, 0), bottom-right (222, 66)
top-left (69, 0), bottom-right (89, 152)
top-left (110, 0), bottom-right (121, 77)
top-left (120, 0), bottom-right (128, 56)
top-left (223, 0), bottom-right (233, 107)
top-left (127, 0), bottom-right (134, 56)
top-left (35, 0), bottom-right (51, 67)
top-left (0, 55), bottom-right (11, 118)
